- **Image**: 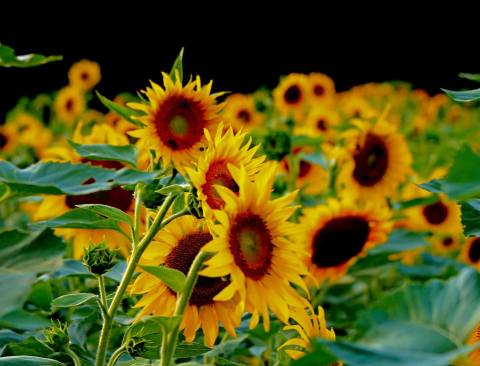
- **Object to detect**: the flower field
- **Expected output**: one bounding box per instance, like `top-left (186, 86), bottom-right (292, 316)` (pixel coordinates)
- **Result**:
top-left (2, 44), bottom-right (480, 366)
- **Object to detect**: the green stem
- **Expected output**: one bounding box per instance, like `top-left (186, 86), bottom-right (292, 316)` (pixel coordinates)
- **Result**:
top-left (133, 183), bottom-right (144, 248)
top-left (161, 207), bottom-right (189, 228)
top-left (106, 345), bottom-right (126, 366)
top-left (161, 251), bottom-right (211, 366)
top-left (94, 194), bottom-right (177, 366)
top-left (66, 346), bottom-right (82, 366)
top-left (97, 275), bottom-right (108, 320)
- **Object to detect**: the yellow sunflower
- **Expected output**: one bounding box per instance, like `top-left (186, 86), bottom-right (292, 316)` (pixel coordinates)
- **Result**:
top-left (201, 163), bottom-right (309, 331)
top-left (186, 124), bottom-right (265, 218)
top-left (307, 73), bottom-right (335, 106)
top-left (0, 123), bottom-right (19, 153)
top-left (68, 59), bottom-right (101, 91)
top-left (460, 237), bottom-right (480, 270)
top-left (299, 198), bottom-right (391, 282)
top-left (106, 95), bottom-right (138, 135)
top-left (340, 96), bottom-right (378, 120)
top-left (464, 325), bottom-right (480, 365)
top-left (128, 72), bottom-right (224, 173)
top-left (223, 93), bottom-right (263, 132)
top-left (304, 107), bottom-right (340, 141)
top-left (337, 119), bottom-right (412, 203)
top-left (273, 73), bottom-right (310, 118)
top-left (280, 306), bottom-right (336, 360)
top-left (54, 86), bottom-right (86, 124)
top-left (131, 215), bottom-right (241, 347)
top-left (430, 234), bottom-right (460, 255)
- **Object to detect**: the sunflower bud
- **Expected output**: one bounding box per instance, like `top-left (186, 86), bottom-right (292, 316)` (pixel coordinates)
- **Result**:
top-left (82, 242), bottom-right (116, 275)
top-left (261, 130), bottom-right (291, 161)
top-left (125, 337), bottom-right (146, 357)
top-left (43, 320), bottom-right (70, 352)
top-left (187, 188), bottom-right (203, 219)
top-left (140, 179), bottom-right (165, 209)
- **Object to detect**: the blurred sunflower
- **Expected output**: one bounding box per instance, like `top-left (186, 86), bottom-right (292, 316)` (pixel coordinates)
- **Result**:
top-left (54, 86), bottom-right (86, 124)
top-left (304, 107), bottom-right (340, 140)
top-left (464, 325), bottom-right (480, 365)
top-left (68, 59), bottom-right (101, 91)
top-left (340, 96), bottom-right (378, 120)
top-left (280, 306), bottom-right (336, 360)
top-left (201, 163), bottom-right (309, 330)
top-left (131, 215), bottom-right (241, 346)
top-left (299, 198), bottom-right (390, 282)
top-left (128, 72), bottom-right (224, 173)
top-left (106, 95), bottom-right (137, 135)
top-left (223, 93), bottom-right (263, 131)
top-left (337, 119), bottom-right (412, 203)
top-left (273, 73), bottom-right (310, 118)
top-left (460, 237), bottom-right (480, 270)
top-left (0, 123), bottom-right (18, 153)
top-left (430, 233), bottom-right (459, 255)
top-left (307, 73), bottom-right (335, 106)
top-left (186, 124), bottom-right (265, 217)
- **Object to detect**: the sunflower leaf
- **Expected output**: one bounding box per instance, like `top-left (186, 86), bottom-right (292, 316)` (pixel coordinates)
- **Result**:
top-left (140, 265), bottom-right (186, 293)
top-left (0, 356), bottom-right (64, 366)
top-left (68, 140), bottom-right (138, 167)
top-left (442, 87), bottom-right (480, 102)
top-left (169, 48), bottom-right (184, 84)
top-left (0, 44), bottom-right (62, 68)
top-left (459, 72), bottom-right (480, 83)
top-left (460, 199), bottom-right (480, 236)
top-left (52, 293), bottom-right (97, 308)
top-left (95, 91), bottom-right (145, 127)
top-left (75, 204), bottom-right (133, 227)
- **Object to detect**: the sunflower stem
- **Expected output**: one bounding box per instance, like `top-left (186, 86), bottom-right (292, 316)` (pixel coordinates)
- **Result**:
top-left (95, 194), bottom-right (177, 366)
top-left (133, 183), bottom-right (144, 248)
top-left (106, 345), bottom-right (126, 366)
top-left (97, 275), bottom-right (109, 320)
top-left (161, 251), bottom-right (211, 366)
top-left (66, 346), bottom-right (82, 366)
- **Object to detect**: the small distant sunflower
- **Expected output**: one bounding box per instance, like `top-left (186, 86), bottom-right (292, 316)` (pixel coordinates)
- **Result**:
top-left (4, 113), bottom-right (52, 155)
top-left (280, 306), bottom-right (336, 360)
top-left (307, 73), bottom-right (335, 106)
top-left (299, 198), bottom-right (390, 282)
top-left (304, 107), bottom-right (340, 140)
top-left (68, 59), bottom-right (101, 91)
top-left (337, 119), bottom-right (412, 203)
top-left (341, 96), bottom-right (377, 120)
top-left (223, 93), bottom-right (263, 131)
top-left (128, 72), bottom-right (224, 173)
top-left (273, 73), bottom-right (310, 117)
top-left (54, 86), bottom-right (86, 124)
top-left (430, 234), bottom-right (459, 255)
top-left (460, 237), bottom-right (480, 270)
top-left (0, 124), bottom-right (18, 153)
top-left (131, 215), bottom-right (241, 346)
top-left (186, 124), bottom-right (265, 217)
top-left (201, 163), bottom-right (309, 330)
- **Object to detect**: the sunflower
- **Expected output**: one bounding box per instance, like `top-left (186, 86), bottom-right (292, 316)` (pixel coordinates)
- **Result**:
top-left (54, 86), bottom-right (86, 124)
top-left (273, 73), bottom-right (310, 118)
top-left (299, 198), bottom-right (391, 282)
top-left (68, 59), bottom-right (101, 91)
top-left (128, 72), bottom-right (224, 173)
top-left (460, 237), bottom-right (480, 270)
top-left (130, 215), bottom-right (241, 346)
top-left (0, 123), bottom-right (18, 153)
top-left (430, 234), bottom-right (459, 255)
top-left (186, 124), bottom-right (265, 217)
top-left (307, 73), bottom-right (335, 106)
top-left (340, 96), bottom-right (378, 120)
top-left (280, 306), bottom-right (336, 360)
top-left (201, 163), bottom-right (309, 331)
top-left (106, 95), bottom-right (138, 135)
top-left (304, 107), bottom-right (340, 140)
top-left (337, 119), bottom-right (412, 203)
top-left (223, 93), bottom-right (263, 132)
top-left (464, 324), bottom-right (480, 365)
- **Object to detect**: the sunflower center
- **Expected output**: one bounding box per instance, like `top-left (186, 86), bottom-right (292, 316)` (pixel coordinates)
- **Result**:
top-left (442, 236), bottom-right (454, 247)
top-left (165, 232), bottom-right (229, 306)
top-left (237, 109), bottom-right (252, 123)
top-left (352, 133), bottom-right (389, 187)
top-left (154, 95), bottom-right (207, 151)
top-left (229, 212), bottom-right (273, 280)
top-left (468, 238), bottom-right (480, 263)
top-left (80, 72), bottom-right (89, 81)
top-left (422, 201), bottom-right (448, 225)
top-left (317, 119), bottom-right (327, 131)
top-left (0, 132), bottom-right (8, 149)
top-left (311, 216), bottom-right (370, 267)
top-left (284, 85), bottom-right (301, 104)
top-left (299, 160), bottom-right (312, 178)
top-left (65, 159), bottom-right (132, 211)
top-left (65, 98), bottom-right (74, 112)
top-left (202, 159), bottom-right (239, 210)
top-left (314, 85), bottom-right (325, 96)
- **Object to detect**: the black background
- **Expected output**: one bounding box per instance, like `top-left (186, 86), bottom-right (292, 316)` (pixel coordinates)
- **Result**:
top-left (1, 12), bottom-right (479, 118)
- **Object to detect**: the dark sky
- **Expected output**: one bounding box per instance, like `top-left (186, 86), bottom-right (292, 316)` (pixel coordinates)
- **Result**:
top-left (1, 15), bottom-right (479, 118)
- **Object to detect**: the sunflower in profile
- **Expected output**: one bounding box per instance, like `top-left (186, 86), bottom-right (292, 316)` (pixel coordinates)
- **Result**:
top-left (273, 73), bottom-right (310, 118)
top-left (201, 163), bottom-right (309, 330)
top-left (54, 86), bottom-right (86, 124)
top-left (280, 306), bottom-right (336, 360)
top-left (337, 119), bottom-right (412, 203)
top-left (223, 93), bottom-right (263, 132)
top-left (460, 237), bottom-right (480, 270)
top-left (131, 215), bottom-right (241, 346)
top-left (128, 72), bottom-right (224, 173)
top-left (307, 73), bottom-right (335, 106)
top-left (299, 198), bottom-right (391, 282)
top-left (68, 59), bottom-right (101, 91)
top-left (186, 124), bottom-right (265, 217)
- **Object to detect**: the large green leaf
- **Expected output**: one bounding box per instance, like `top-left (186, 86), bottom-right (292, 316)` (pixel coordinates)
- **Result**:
top-left (0, 310), bottom-right (50, 331)
top-left (74, 204), bottom-right (132, 226)
top-left (52, 293), bottom-right (97, 308)
top-left (442, 87), bottom-right (480, 102)
top-left (0, 356), bottom-right (63, 366)
top-left (419, 145), bottom-right (480, 200)
top-left (68, 140), bottom-right (138, 167)
top-left (461, 200), bottom-right (480, 236)
top-left (459, 73), bottom-right (480, 83)
top-left (0, 44), bottom-right (62, 68)
top-left (0, 274), bottom-right (36, 317)
top-left (0, 161), bottom-right (156, 200)
top-left (95, 91), bottom-right (145, 127)
top-left (368, 230), bottom-right (429, 255)
top-left (141, 265), bottom-right (186, 293)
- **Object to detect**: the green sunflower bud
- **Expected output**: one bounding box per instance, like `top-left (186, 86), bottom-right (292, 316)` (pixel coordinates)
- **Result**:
top-left (187, 188), bottom-right (203, 219)
top-left (261, 130), bottom-right (291, 161)
top-left (43, 320), bottom-right (70, 352)
top-left (82, 242), bottom-right (116, 275)
top-left (125, 337), bottom-right (146, 357)
top-left (140, 179), bottom-right (165, 209)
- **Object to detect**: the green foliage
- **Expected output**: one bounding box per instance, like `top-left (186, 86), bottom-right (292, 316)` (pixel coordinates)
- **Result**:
top-left (461, 200), bottom-right (480, 236)
top-left (0, 44), bottom-right (62, 68)
top-left (0, 356), bottom-right (64, 366)
top-left (68, 140), bottom-right (138, 167)
top-left (170, 48), bottom-right (185, 83)
top-left (52, 293), bottom-right (97, 308)
top-left (442, 87), bottom-right (480, 102)
top-left (82, 241), bottom-right (118, 275)
top-left (140, 265), bottom-right (186, 293)
top-left (95, 91), bottom-right (146, 127)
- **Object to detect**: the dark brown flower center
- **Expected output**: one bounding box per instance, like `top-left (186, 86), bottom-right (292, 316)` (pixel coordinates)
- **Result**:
top-left (237, 109), bottom-right (252, 124)
top-left (352, 133), bottom-right (389, 187)
top-left (202, 159), bottom-right (239, 210)
top-left (311, 216), bottom-right (370, 267)
top-left (313, 84), bottom-right (325, 96)
top-left (422, 201), bottom-right (448, 225)
top-left (229, 212), bottom-right (273, 280)
top-left (468, 238), bottom-right (480, 263)
top-left (165, 231), bottom-right (228, 306)
top-left (442, 236), bottom-right (454, 247)
top-left (80, 72), bottom-right (89, 81)
top-left (65, 98), bottom-right (74, 112)
top-left (284, 85), bottom-right (302, 104)
top-left (317, 119), bottom-right (327, 131)
top-left (299, 160), bottom-right (312, 178)
top-left (0, 132), bottom-right (8, 149)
